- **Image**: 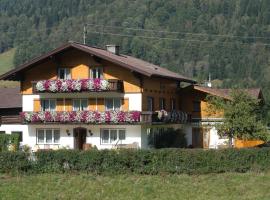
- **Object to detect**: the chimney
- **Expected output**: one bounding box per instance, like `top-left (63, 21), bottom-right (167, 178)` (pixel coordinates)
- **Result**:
top-left (206, 73), bottom-right (212, 88)
top-left (106, 45), bottom-right (120, 55)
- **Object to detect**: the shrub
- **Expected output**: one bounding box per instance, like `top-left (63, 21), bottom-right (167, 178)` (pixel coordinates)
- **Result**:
top-left (0, 133), bottom-right (20, 152)
top-left (1, 148), bottom-right (270, 175)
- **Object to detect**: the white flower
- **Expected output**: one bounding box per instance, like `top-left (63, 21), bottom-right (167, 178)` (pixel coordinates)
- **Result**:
top-left (36, 81), bottom-right (45, 91)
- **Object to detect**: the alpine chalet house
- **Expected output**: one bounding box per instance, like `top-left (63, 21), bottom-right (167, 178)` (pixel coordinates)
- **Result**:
top-left (181, 85), bottom-right (264, 148)
top-left (0, 42), bottom-right (196, 150)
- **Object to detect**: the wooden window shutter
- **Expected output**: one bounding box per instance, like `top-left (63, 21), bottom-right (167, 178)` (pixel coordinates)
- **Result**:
top-left (65, 99), bottom-right (72, 111)
top-left (33, 99), bottom-right (41, 112)
top-left (89, 98), bottom-right (96, 110)
top-left (122, 98), bottom-right (129, 111)
top-left (56, 99), bottom-right (64, 111)
top-left (96, 98), bottom-right (105, 112)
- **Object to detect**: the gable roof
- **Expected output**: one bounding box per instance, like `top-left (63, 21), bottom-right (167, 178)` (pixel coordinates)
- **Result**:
top-left (185, 85), bottom-right (263, 100)
top-left (0, 41), bottom-right (195, 83)
top-left (0, 87), bottom-right (21, 108)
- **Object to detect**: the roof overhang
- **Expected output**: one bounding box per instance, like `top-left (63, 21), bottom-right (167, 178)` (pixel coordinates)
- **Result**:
top-left (0, 42), bottom-right (196, 83)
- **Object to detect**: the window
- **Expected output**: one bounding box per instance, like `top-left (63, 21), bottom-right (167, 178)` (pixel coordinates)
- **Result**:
top-left (11, 131), bottom-right (23, 142)
top-left (36, 129), bottom-right (60, 144)
top-left (193, 101), bottom-right (201, 112)
top-left (90, 67), bottom-right (103, 79)
top-left (101, 129), bottom-right (126, 144)
top-left (73, 99), bottom-right (88, 111)
top-left (159, 98), bottom-right (166, 110)
top-left (58, 68), bottom-right (71, 79)
top-left (41, 99), bottom-right (56, 111)
top-left (171, 98), bottom-right (176, 111)
top-left (105, 98), bottom-right (121, 110)
top-left (147, 97), bottom-right (154, 111)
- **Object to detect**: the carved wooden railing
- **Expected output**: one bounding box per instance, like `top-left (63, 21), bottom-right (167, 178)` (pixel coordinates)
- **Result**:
top-left (0, 115), bottom-right (22, 124)
top-left (32, 79), bottom-right (124, 93)
top-left (140, 111), bottom-right (191, 124)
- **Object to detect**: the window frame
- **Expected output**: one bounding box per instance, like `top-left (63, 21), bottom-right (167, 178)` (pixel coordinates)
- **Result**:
top-left (147, 97), bottom-right (154, 111)
top-left (105, 98), bottom-right (122, 111)
top-left (90, 67), bottom-right (103, 79)
top-left (72, 99), bottom-right (88, 111)
top-left (58, 68), bottom-right (71, 79)
top-left (171, 98), bottom-right (176, 111)
top-left (193, 101), bottom-right (201, 112)
top-left (41, 99), bottom-right (56, 111)
top-left (100, 129), bottom-right (126, 144)
top-left (159, 98), bottom-right (166, 110)
top-left (36, 129), bottom-right (61, 145)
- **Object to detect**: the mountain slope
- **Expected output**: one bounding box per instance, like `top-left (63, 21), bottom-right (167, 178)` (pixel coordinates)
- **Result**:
top-left (0, 48), bottom-right (15, 75)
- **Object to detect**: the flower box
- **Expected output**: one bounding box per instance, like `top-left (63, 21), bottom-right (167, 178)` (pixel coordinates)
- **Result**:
top-left (20, 111), bottom-right (141, 124)
top-left (35, 79), bottom-right (111, 93)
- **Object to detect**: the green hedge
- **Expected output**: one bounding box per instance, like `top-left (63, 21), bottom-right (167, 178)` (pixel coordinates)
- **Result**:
top-left (0, 133), bottom-right (20, 152)
top-left (1, 148), bottom-right (270, 174)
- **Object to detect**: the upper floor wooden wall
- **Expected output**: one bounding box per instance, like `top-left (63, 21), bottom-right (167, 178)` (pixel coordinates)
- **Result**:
top-left (21, 49), bottom-right (141, 94)
top-left (181, 89), bottom-right (224, 119)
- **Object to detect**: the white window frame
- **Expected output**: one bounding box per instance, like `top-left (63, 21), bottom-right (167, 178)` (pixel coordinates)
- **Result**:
top-left (100, 129), bottom-right (126, 144)
top-left (72, 99), bottom-right (88, 111)
top-left (36, 129), bottom-right (60, 145)
top-left (105, 98), bottom-right (122, 111)
top-left (41, 99), bottom-right (56, 111)
top-left (90, 67), bottom-right (103, 79)
top-left (58, 68), bottom-right (71, 79)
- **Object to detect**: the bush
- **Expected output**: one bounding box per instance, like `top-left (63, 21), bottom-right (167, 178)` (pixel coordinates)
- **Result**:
top-left (0, 133), bottom-right (20, 152)
top-left (2, 148), bottom-right (270, 175)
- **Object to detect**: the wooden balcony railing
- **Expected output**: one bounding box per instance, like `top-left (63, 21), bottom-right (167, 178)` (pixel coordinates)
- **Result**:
top-left (140, 111), bottom-right (191, 124)
top-left (32, 79), bottom-right (123, 93)
top-left (0, 115), bottom-right (22, 124)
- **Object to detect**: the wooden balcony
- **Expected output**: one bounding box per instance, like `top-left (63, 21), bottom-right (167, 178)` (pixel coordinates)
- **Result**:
top-left (0, 115), bottom-right (22, 124)
top-left (32, 79), bottom-right (123, 93)
top-left (140, 111), bottom-right (191, 124)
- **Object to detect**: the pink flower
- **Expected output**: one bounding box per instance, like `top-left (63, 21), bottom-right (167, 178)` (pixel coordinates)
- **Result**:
top-left (44, 80), bottom-right (51, 90)
top-left (105, 111), bottom-right (111, 122)
top-left (81, 79), bottom-right (88, 91)
top-left (93, 78), bottom-right (101, 91)
top-left (131, 111), bottom-right (141, 122)
top-left (117, 111), bottom-right (126, 122)
top-left (94, 111), bottom-right (101, 122)
top-left (56, 80), bottom-right (62, 91)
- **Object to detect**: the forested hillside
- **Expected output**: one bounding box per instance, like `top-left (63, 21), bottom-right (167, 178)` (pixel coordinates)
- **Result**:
top-left (1, 0), bottom-right (270, 117)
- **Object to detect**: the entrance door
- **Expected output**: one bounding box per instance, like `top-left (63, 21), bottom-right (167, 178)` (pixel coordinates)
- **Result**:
top-left (74, 127), bottom-right (87, 150)
top-left (192, 128), bottom-right (203, 148)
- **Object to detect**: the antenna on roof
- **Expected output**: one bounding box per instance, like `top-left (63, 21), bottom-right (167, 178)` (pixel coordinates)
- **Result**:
top-left (207, 73), bottom-right (212, 88)
top-left (83, 24), bottom-right (87, 44)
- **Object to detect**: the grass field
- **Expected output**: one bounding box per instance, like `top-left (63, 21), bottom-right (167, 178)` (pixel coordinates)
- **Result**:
top-left (0, 48), bottom-right (15, 75)
top-left (0, 173), bottom-right (270, 200)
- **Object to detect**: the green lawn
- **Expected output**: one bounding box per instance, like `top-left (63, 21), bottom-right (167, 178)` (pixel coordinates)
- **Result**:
top-left (0, 48), bottom-right (15, 75)
top-left (0, 173), bottom-right (270, 200)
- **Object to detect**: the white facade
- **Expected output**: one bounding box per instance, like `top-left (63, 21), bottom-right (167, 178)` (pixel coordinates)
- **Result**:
top-left (22, 93), bottom-right (142, 112)
top-left (25, 124), bottom-right (143, 150)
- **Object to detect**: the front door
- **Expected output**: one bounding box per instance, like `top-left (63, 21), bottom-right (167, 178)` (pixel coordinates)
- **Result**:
top-left (74, 127), bottom-right (87, 150)
top-left (192, 128), bottom-right (203, 148)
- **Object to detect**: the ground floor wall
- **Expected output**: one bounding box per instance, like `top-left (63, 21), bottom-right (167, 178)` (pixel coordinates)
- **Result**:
top-left (0, 122), bottom-right (237, 150)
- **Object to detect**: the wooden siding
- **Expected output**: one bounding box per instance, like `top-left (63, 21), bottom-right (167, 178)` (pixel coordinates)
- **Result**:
top-left (181, 90), bottom-right (224, 119)
top-left (234, 139), bottom-right (264, 148)
top-left (142, 77), bottom-right (180, 111)
top-left (21, 48), bottom-right (141, 94)
top-left (33, 97), bottom-right (130, 112)
top-left (33, 99), bottom-right (40, 112)
top-left (122, 98), bottom-right (129, 111)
